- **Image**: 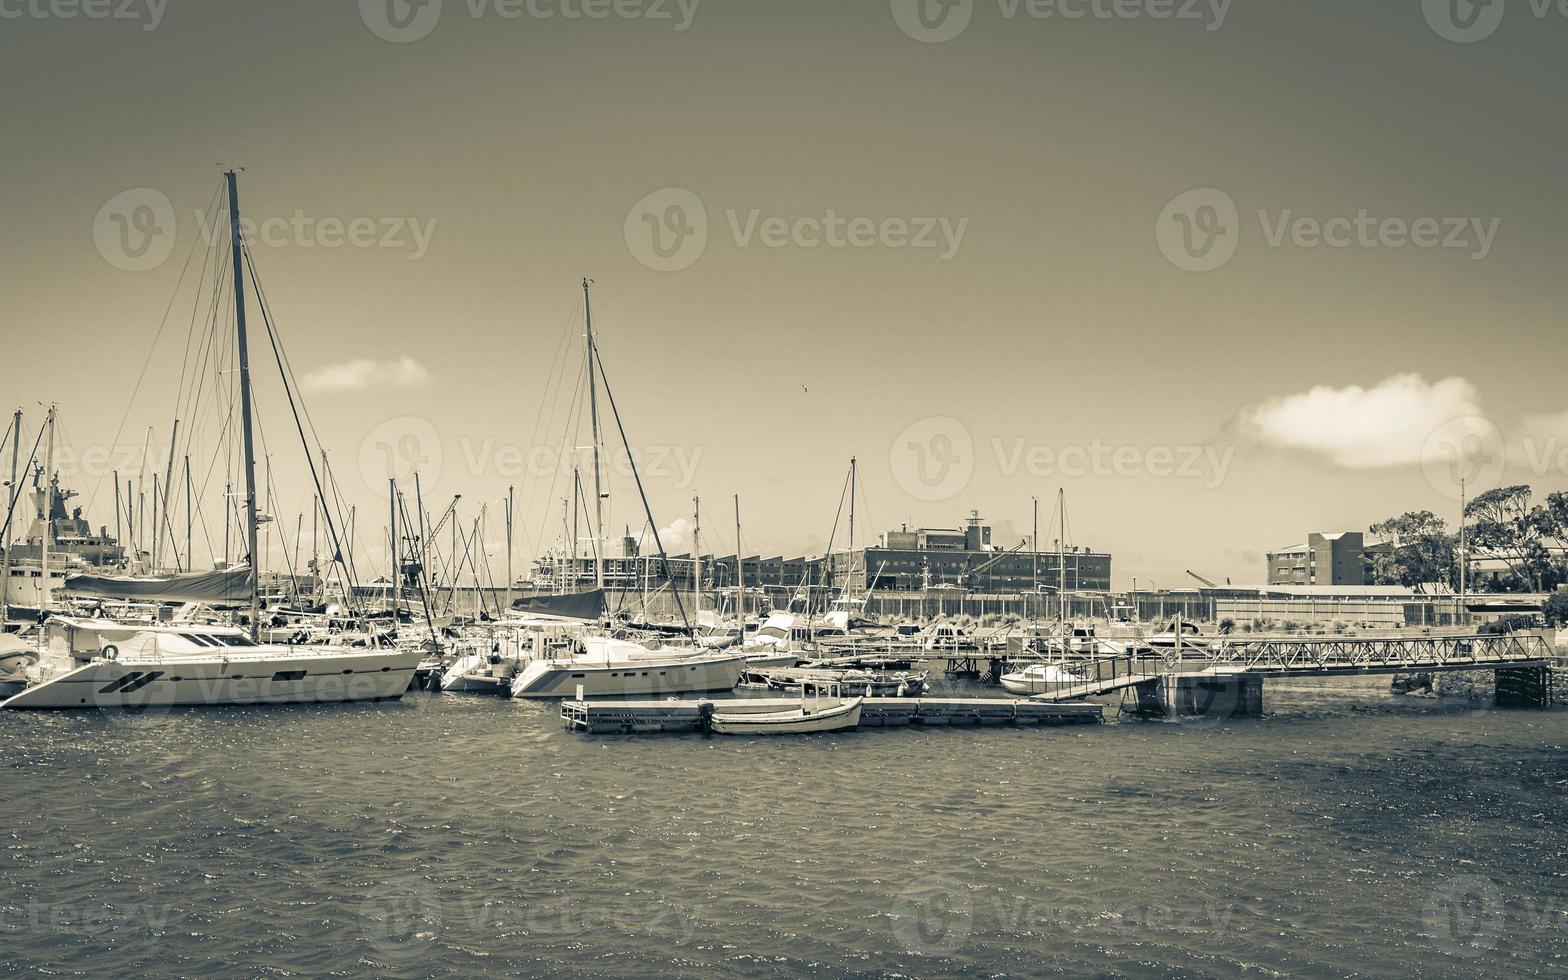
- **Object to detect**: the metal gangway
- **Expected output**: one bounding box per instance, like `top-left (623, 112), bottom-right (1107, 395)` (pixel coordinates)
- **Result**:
top-left (1029, 631), bottom-right (1557, 702)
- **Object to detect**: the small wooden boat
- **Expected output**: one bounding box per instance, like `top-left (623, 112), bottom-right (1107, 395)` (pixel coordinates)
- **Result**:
top-left (709, 681), bottom-right (863, 735)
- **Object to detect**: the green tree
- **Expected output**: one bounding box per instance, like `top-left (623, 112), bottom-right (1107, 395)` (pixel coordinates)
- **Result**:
top-left (1367, 511), bottom-right (1455, 587)
top-left (1543, 591), bottom-right (1568, 628)
top-left (1464, 485), bottom-right (1565, 592)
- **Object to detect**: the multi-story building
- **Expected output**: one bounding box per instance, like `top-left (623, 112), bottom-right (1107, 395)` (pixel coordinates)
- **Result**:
top-left (530, 512), bottom-right (1113, 595)
top-left (1266, 531), bottom-right (1389, 586)
top-left (824, 512), bottom-right (1111, 593)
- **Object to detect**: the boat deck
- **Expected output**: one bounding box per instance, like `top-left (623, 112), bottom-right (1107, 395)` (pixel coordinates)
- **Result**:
top-left (561, 696), bottom-right (1102, 735)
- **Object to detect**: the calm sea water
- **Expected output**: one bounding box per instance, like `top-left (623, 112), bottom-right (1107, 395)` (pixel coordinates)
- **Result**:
top-left (2, 677), bottom-right (1565, 978)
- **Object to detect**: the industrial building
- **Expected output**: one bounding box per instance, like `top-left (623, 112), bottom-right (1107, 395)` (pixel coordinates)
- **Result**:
top-left (822, 513), bottom-right (1111, 593)
top-left (530, 512), bottom-right (1112, 596)
top-left (1266, 531), bottom-right (1391, 587)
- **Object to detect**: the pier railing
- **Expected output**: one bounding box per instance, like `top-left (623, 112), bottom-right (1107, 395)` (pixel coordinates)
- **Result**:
top-left (1190, 631), bottom-right (1554, 675)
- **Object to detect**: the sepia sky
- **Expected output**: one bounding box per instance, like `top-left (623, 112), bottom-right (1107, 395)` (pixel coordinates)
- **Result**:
top-left (2, 0), bottom-right (1565, 589)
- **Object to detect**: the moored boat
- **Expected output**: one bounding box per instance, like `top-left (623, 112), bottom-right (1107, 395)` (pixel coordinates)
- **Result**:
top-left (509, 636), bottom-right (746, 698)
top-left (1, 621), bottom-right (420, 709)
top-left (709, 681), bottom-right (863, 735)
top-left (1000, 662), bottom-right (1090, 696)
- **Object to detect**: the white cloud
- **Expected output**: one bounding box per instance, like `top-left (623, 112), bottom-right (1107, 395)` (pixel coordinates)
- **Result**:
top-left (1242, 373), bottom-right (1485, 468)
top-left (655, 518), bottom-right (695, 555)
top-left (302, 356), bottom-right (431, 393)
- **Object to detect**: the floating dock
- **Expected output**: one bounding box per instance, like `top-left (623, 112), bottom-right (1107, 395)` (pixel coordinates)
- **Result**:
top-left (561, 696), bottom-right (1102, 735)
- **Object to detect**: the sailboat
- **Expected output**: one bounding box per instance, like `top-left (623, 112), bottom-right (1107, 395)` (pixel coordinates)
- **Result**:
top-left (4, 171), bottom-right (421, 710)
top-left (507, 280), bottom-right (745, 698)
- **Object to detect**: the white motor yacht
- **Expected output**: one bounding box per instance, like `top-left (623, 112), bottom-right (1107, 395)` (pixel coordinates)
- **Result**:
top-left (1000, 662), bottom-right (1090, 696)
top-left (1, 616), bottom-right (422, 709)
top-left (509, 635), bottom-right (746, 698)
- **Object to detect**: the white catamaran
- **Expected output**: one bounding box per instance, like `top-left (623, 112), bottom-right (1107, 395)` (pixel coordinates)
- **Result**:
top-left (3, 171), bottom-right (421, 709)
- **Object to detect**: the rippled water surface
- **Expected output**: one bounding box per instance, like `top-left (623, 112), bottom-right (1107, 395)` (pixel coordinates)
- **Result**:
top-left (3, 677), bottom-right (1566, 978)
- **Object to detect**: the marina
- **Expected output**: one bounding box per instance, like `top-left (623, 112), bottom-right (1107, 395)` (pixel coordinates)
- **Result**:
top-left (6, 3), bottom-right (1568, 975)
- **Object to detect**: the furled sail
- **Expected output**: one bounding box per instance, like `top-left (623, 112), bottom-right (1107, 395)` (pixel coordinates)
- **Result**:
top-left (62, 567), bottom-right (255, 604)
top-left (509, 589), bottom-right (605, 621)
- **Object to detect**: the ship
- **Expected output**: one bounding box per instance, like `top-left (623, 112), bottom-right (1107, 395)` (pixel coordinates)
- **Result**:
top-left (2, 464), bottom-right (126, 623)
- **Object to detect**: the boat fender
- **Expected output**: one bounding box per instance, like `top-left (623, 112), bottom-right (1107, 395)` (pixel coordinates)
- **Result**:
top-left (698, 700), bottom-right (714, 737)
top-left (101, 644), bottom-right (119, 660)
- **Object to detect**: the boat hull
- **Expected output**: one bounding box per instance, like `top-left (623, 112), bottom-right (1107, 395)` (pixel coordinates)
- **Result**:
top-left (711, 697), bottom-right (862, 735)
top-left (439, 653), bottom-right (518, 694)
top-left (1, 647), bottom-right (422, 709)
top-left (510, 653), bottom-right (746, 698)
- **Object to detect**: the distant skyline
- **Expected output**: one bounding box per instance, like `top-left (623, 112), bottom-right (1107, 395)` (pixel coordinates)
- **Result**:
top-left (2, 0), bottom-right (1566, 589)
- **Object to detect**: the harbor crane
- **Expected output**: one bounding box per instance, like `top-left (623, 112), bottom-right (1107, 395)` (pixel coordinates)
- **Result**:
top-left (960, 539), bottom-right (1029, 589)
top-left (1185, 569), bottom-right (1230, 588)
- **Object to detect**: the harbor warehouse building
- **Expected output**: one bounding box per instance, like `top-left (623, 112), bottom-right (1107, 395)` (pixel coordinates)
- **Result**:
top-left (536, 512), bottom-right (1111, 595)
top-left (823, 513), bottom-right (1111, 593)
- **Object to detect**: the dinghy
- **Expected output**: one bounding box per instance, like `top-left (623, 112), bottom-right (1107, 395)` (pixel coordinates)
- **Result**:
top-left (709, 681), bottom-right (862, 735)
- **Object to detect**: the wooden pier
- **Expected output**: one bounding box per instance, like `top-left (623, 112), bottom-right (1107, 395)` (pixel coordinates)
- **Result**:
top-left (561, 696), bottom-right (1102, 735)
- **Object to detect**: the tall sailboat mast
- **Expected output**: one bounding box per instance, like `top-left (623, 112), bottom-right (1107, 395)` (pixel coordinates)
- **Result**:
top-left (225, 169), bottom-right (263, 641)
top-left (734, 494), bottom-right (744, 638)
top-left (504, 484), bottom-right (514, 611)
top-left (40, 405), bottom-right (56, 608)
top-left (848, 455), bottom-right (856, 597)
top-left (1056, 486), bottom-right (1066, 621)
top-left (0, 408), bottom-right (19, 615)
top-left (583, 278), bottom-right (606, 592)
top-left (692, 495), bottom-right (701, 623)
top-left (389, 479), bottom-right (400, 617)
